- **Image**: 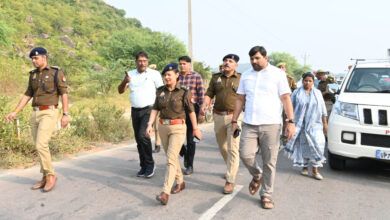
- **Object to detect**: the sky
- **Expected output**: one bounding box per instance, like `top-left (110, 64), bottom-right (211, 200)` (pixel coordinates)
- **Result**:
top-left (104, 0), bottom-right (390, 74)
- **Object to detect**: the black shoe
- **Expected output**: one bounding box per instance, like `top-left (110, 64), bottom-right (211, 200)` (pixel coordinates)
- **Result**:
top-left (179, 145), bottom-right (186, 157)
top-left (183, 166), bottom-right (193, 176)
top-left (144, 165), bottom-right (156, 178)
top-left (153, 145), bottom-right (161, 153)
top-left (137, 167), bottom-right (146, 177)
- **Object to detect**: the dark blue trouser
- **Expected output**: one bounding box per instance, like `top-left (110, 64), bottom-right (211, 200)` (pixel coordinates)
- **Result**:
top-left (184, 104), bottom-right (200, 168)
top-left (131, 106), bottom-right (154, 169)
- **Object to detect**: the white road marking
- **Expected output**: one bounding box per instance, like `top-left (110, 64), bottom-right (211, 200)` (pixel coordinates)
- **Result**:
top-left (199, 185), bottom-right (243, 220)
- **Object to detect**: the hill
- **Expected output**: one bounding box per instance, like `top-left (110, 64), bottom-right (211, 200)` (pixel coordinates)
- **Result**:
top-left (0, 0), bottom-right (189, 96)
top-left (0, 0), bottom-right (212, 168)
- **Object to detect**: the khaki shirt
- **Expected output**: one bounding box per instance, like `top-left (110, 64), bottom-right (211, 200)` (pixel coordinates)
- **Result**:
top-left (153, 83), bottom-right (194, 120)
top-left (287, 74), bottom-right (297, 91)
top-left (317, 78), bottom-right (333, 93)
top-left (205, 71), bottom-right (241, 112)
top-left (24, 65), bottom-right (68, 107)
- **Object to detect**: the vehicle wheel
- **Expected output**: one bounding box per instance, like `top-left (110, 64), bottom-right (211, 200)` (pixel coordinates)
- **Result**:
top-left (328, 151), bottom-right (346, 170)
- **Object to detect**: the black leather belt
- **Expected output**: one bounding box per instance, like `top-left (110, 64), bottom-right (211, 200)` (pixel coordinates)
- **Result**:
top-left (131, 105), bottom-right (152, 111)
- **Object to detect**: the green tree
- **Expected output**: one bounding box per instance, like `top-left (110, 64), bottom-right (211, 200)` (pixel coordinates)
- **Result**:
top-left (88, 59), bottom-right (129, 94)
top-left (269, 52), bottom-right (311, 80)
top-left (193, 61), bottom-right (211, 80)
top-left (100, 29), bottom-right (187, 72)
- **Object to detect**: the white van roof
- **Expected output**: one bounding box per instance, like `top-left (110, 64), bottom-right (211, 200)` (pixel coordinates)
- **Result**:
top-left (355, 62), bottom-right (390, 68)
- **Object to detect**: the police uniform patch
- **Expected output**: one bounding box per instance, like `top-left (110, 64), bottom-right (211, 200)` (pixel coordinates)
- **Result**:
top-left (216, 77), bottom-right (222, 84)
top-left (45, 75), bottom-right (49, 79)
top-left (160, 91), bottom-right (165, 97)
top-left (62, 76), bottom-right (66, 82)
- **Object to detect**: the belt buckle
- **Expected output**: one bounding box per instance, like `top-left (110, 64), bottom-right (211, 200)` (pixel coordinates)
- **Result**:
top-left (221, 111), bottom-right (227, 116)
top-left (33, 107), bottom-right (39, 111)
top-left (164, 119), bottom-right (170, 125)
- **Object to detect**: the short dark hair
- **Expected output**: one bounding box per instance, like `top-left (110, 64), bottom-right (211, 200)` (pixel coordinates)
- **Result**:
top-left (178, 56), bottom-right (192, 63)
top-left (302, 72), bottom-right (315, 81)
top-left (249, 46), bottom-right (267, 57)
top-left (136, 51), bottom-right (148, 60)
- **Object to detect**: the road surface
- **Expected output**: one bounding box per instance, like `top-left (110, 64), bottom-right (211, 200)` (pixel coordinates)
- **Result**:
top-left (1, 123), bottom-right (390, 219)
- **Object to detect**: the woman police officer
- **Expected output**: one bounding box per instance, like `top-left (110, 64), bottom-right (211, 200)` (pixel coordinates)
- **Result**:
top-left (146, 63), bottom-right (202, 205)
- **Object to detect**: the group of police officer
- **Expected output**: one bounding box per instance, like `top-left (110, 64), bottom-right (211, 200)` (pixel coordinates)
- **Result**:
top-left (4, 47), bottom-right (334, 206)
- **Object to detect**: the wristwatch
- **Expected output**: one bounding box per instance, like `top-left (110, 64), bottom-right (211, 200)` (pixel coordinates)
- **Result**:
top-left (286, 119), bottom-right (295, 123)
top-left (63, 112), bottom-right (69, 116)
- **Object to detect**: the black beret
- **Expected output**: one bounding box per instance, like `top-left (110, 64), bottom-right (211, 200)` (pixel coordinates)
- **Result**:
top-left (162, 62), bottom-right (178, 75)
top-left (223, 54), bottom-right (239, 62)
top-left (29, 47), bottom-right (47, 58)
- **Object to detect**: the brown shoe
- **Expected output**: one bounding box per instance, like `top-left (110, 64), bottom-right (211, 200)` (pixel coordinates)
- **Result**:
top-left (171, 182), bottom-right (185, 194)
top-left (156, 192), bottom-right (169, 205)
top-left (223, 182), bottom-right (234, 194)
top-left (31, 176), bottom-right (46, 190)
top-left (43, 175), bottom-right (57, 192)
top-left (249, 177), bottom-right (262, 195)
top-left (260, 196), bottom-right (275, 209)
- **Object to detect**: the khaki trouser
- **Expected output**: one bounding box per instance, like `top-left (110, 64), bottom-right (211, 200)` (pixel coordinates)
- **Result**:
top-left (159, 123), bottom-right (186, 195)
top-left (239, 123), bottom-right (281, 198)
top-left (30, 108), bottom-right (59, 176)
top-left (154, 113), bottom-right (161, 146)
top-left (213, 113), bottom-right (241, 184)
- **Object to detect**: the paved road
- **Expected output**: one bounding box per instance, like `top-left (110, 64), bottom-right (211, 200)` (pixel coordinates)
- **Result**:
top-left (1, 123), bottom-right (390, 219)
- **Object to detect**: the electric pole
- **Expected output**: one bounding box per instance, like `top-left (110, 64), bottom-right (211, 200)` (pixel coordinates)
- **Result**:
top-left (188, 0), bottom-right (193, 68)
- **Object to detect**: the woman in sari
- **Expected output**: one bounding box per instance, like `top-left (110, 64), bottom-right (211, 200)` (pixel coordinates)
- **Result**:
top-left (284, 72), bottom-right (328, 180)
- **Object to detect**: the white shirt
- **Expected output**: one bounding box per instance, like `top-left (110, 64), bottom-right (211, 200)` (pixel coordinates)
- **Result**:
top-left (127, 68), bottom-right (163, 108)
top-left (237, 64), bottom-right (291, 125)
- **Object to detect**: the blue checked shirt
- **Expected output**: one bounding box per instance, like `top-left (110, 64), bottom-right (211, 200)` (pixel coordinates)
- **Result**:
top-left (178, 71), bottom-right (205, 105)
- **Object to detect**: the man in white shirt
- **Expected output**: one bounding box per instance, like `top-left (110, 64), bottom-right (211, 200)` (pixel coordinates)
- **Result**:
top-left (118, 51), bottom-right (164, 178)
top-left (231, 46), bottom-right (296, 209)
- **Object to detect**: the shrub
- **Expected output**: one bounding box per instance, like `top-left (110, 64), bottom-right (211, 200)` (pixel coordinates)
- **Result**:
top-left (71, 102), bottom-right (133, 143)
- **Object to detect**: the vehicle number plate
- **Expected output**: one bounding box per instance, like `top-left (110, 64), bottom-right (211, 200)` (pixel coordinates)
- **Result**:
top-left (376, 150), bottom-right (390, 160)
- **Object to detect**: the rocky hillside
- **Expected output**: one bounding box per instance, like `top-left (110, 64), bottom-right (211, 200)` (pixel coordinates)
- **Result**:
top-left (0, 0), bottom-right (187, 96)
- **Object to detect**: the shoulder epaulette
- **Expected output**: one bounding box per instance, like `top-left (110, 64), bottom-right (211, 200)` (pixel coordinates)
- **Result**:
top-left (180, 85), bottom-right (189, 90)
top-left (50, 66), bottom-right (61, 70)
top-left (157, 85), bottom-right (165, 90)
top-left (29, 69), bottom-right (37, 74)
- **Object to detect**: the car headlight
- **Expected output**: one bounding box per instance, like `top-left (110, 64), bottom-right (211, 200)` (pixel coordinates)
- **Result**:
top-left (333, 101), bottom-right (359, 120)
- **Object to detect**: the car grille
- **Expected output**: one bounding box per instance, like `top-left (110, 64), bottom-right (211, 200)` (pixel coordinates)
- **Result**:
top-left (361, 133), bottom-right (390, 148)
top-left (361, 108), bottom-right (389, 126)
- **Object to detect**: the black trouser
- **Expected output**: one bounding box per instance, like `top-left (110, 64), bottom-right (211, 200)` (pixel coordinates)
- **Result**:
top-left (184, 103), bottom-right (200, 168)
top-left (131, 106), bottom-right (154, 169)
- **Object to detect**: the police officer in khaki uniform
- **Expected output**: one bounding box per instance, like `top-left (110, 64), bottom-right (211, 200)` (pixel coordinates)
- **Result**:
top-left (277, 62), bottom-right (297, 145)
top-left (316, 69), bottom-right (332, 95)
top-left (149, 64), bottom-right (161, 153)
top-left (200, 54), bottom-right (241, 194)
top-left (316, 69), bottom-right (335, 120)
top-left (5, 47), bottom-right (69, 192)
top-left (146, 63), bottom-right (202, 205)
top-left (277, 62), bottom-right (297, 91)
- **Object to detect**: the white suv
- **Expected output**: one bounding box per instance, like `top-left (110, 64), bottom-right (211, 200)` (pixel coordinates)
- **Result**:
top-left (327, 60), bottom-right (390, 170)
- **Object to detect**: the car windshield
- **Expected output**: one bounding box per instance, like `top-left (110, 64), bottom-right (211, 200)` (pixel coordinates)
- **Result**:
top-left (344, 68), bottom-right (390, 93)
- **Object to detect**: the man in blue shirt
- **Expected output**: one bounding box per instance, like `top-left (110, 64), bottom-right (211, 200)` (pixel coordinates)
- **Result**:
top-left (118, 51), bottom-right (164, 178)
